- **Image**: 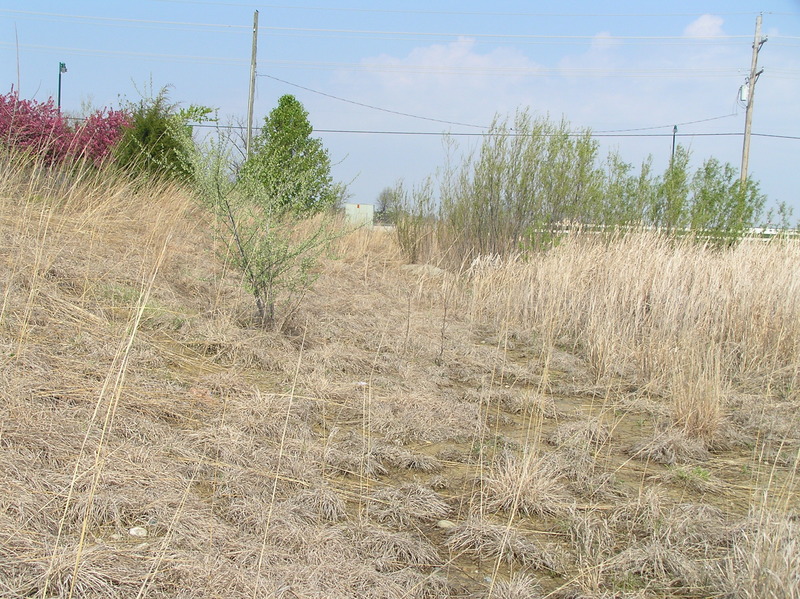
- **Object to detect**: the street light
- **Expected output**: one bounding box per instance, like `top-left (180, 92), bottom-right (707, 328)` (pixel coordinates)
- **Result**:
top-left (671, 125), bottom-right (678, 162)
top-left (57, 62), bottom-right (67, 111)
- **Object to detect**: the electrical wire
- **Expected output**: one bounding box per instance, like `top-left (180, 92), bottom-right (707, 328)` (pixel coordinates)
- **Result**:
top-left (263, 59), bottom-right (752, 78)
top-left (595, 113), bottom-right (738, 133)
top-left (259, 75), bottom-right (746, 133)
top-left (263, 30), bottom-right (755, 47)
top-left (259, 74), bottom-right (487, 128)
top-left (6, 41), bottom-right (776, 78)
top-left (147, 1), bottom-right (781, 18)
top-left (1, 11), bottom-right (763, 48)
top-left (0, 42), bottom-right (246, 65)
top-left (187, 122), bottom-right (800, 140)
top-left (6, 8), bottom-right (784, 43)
top-left (262, 25), bottom-right (751, 41)
top-left (0, 9), bottom-right (249, 30)
top-left (309, 130), bottom-right (800, 139)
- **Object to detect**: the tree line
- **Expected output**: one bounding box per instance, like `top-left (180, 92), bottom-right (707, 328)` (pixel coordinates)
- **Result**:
top-left (4, 87), bottom-right (787, 326)
top-left (377, 109), bottom-right (790, 266)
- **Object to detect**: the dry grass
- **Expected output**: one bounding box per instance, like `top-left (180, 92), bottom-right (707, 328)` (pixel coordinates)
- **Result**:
top-left (445, 518), bottom-right (561, 571)
top-left (628, 427), bottom-right (711, 465)
top-left (717, 510), bottom-right (800, 599)
top-left (548, 417), bottom-right (612, 449)
top-left (480, 450), bottom-right (574, 517)
top-left (467, 233), bottom-right (800, 425)
top-left (485, 573), bottom-right (543, 599)
top-left (368, 483), bottom-right (451, 528)
top-left (1, 153), bottom-right (798, 597)
top-left (353, 523), bottom-right (441, 572)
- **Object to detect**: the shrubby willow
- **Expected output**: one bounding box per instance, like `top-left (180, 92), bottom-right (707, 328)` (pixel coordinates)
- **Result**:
top-left (391, 108), bottom-right (767, 266)
top-left (185, 95), bottom-right (341, 328)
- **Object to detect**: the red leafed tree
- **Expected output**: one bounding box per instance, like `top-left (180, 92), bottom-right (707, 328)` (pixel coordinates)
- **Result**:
top-left (0, 88), bottom-right (129, 166)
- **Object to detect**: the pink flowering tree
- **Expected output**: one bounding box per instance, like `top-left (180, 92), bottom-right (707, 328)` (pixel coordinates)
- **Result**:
top-left (71, 108), bottom-right (130, 166)
top-left (0, 88), bottom-right (129, 166)
top-left (0, 89), bottom-right (72, 163)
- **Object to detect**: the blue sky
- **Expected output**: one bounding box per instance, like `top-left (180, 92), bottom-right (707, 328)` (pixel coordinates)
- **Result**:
top-left (2, 1), bottom-right (799, 220)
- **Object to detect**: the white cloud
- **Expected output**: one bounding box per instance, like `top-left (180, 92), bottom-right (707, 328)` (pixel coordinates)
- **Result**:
top-left (325, 37), bottom-right (545, 133)
top-left (359, 37), bottom-right (540, 95)
top-left (684, 14), bottom-right (725, 38)
top-left (319, 26), bottom-right (798, 214)
top-left (557, 31), bottom-right (621, 80)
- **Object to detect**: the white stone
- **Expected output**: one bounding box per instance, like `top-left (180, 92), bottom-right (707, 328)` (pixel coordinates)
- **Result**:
top-left (129, 526), bottom-right (148, 538)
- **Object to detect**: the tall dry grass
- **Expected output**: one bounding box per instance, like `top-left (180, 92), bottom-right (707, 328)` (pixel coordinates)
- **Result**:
top-left (2, 147), bottom-right (798, 598)
top-left (466, 232), bottom-right (800, 441)
top-left (0, 155), bottom-right (477, 598)
top-left (0, 151), bottom-right (201, 598)
top-left (456, 229), bottom-right (799, 597)
top-left (718, 509), bottom-right (800, 599)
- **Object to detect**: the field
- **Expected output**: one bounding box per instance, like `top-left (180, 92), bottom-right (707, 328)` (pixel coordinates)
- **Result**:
top-left (1, 162), bottom-right (798, 598)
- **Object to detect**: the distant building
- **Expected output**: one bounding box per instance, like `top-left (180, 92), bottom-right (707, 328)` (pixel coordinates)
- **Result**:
top-left (344, 203), bottom-right (374, 228)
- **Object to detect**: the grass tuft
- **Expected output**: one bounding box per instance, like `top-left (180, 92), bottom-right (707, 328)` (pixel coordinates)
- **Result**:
top-left (717, 510), bottom-right (800, 599)
top-left (481, 451), bottom-right (573, 517)
top-left (628, 427), bottom-right (711, 465)
top-left (368, 483), bottom-right (451, 528)
top-left (446, 518), bottom-right (562, 571)
top-left (485, 573), bottom-right (543, 599)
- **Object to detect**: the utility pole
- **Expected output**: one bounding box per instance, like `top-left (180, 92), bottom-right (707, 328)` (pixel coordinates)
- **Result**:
top-left (740, 14), bottom-right (767, 187)
top-left (246, 10), bottom-right (259, 158)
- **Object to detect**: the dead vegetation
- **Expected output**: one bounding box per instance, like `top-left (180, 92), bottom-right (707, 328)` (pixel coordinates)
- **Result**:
top-left (1, 157), bottom-right (798, 597)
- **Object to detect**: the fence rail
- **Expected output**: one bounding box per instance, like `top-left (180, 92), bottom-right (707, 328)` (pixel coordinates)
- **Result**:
top-left (522, 222), bottom-right (800, 242)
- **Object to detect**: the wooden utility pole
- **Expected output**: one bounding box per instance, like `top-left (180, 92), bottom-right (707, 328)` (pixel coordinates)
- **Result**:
top-left (740, 14), bottom-right (767, 187)
top-left (246, 10), bottom-right (259, 157)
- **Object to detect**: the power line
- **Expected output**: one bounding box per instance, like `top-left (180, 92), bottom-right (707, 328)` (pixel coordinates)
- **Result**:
top-left (262, 25), bottom-right (752, 41)
top-left (265, 30), bottom-right (757, 47)
top-left (6, 9), bottom-right (787, 48)
top-left (7, 41), bottom-right (769, 78)
top-left (9, 42), bottom-right (797, 80)
top-left (259, 74), bottom-right (487, 129)
top-left (148, 1), bottom-right (777, 18)
top-left (260, 75), bottom-right (746, 134)
top-left (188, 122), bottom-right (800, 140)
top-left (595, 113), bottom-right (738, 133)
top-left (0, 42), bottom-right (246, 65)
top-left (0, 9), bottom-right (249, 30)
top-left (752, 132), bottom-right (800, 140)
top-left (7, 9), bottom-right (783, 43)
top-left (264, 59), bottom-right (755, 78)
top-left (310, 130), bottom-right (800, 139)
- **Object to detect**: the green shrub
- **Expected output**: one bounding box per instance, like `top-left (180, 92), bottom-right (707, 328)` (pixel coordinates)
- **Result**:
top-left (187, 123), bottom-right (339, 329)
top-left (114, 87), bottom-right (195, 182)
top-left (397, 108), bottom-right (768, 266)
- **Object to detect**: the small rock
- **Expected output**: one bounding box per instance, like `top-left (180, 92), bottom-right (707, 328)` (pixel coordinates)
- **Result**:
top-left (129, 526), bottom-right (148, 538)
top-left (436, 520), bottom-right (457, 530)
